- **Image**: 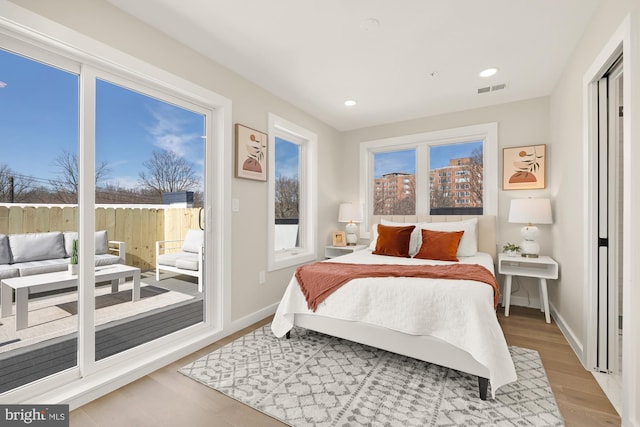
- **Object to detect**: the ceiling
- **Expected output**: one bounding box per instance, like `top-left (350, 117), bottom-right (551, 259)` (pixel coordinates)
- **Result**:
top-left (106, 0), bottom-right (601, 131)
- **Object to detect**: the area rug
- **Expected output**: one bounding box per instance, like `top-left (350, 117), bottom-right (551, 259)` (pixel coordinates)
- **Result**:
top-left (180, 325), bottom-right (564, 426)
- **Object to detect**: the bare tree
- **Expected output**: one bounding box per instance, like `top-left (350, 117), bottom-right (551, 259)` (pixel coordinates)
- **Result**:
top-left (51, 150), bottom-right (110, 203)
top-left (467, 147), bottom-right (483, 207)
top-left (430, 174), bottom-right (451, 209)
top-left (138, 150), bottom-right (199, 195)
top-left (275, 175), bottom-right (299, 219)
top-left (0, 164), bottom-right (32, 202)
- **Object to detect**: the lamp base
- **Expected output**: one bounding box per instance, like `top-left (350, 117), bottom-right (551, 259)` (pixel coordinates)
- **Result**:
top-left (521, 253), bottom-right (539, 258)
top-left (345, 222), bottom-right (358, 246)
top-left (519, 225), bottom-right (541, 258)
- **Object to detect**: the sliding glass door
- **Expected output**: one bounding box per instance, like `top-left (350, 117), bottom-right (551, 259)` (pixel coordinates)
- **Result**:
top-left (0, 26), bottom-right (221, 398)
top-left (94, 78), bottom-right (206, 360)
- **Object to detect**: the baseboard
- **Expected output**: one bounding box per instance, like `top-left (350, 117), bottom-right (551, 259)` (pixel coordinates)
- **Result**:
top-left (228, 302), bottom-right (279, 333)
top-left (549, 301), bottom-right (584, 365)
top-left (504, 297), bottom-right (585, 368)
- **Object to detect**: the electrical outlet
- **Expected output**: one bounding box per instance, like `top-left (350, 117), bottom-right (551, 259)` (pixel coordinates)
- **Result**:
top-left (259, 270), bottom-right (266, 284)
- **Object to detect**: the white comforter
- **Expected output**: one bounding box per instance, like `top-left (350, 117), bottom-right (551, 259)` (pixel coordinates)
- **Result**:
top-left (271, 250), bottom-right (517, 397)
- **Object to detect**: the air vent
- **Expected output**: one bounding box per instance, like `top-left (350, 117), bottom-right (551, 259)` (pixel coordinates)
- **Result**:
top-left (477, 83), bottom-right (507, 94)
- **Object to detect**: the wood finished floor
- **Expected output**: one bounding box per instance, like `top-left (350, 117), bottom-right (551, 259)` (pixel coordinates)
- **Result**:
top-left (70, 306), bottom-right (620, 426)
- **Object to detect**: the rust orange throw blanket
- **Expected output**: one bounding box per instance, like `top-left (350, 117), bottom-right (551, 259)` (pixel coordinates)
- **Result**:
top-left (295, 262), bottom-right (500, 311)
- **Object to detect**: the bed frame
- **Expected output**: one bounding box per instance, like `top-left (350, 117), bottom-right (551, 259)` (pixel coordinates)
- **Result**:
top-left (287, 215), bottom-right (497, 400)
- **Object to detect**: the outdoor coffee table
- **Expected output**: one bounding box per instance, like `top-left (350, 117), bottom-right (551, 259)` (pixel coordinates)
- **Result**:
top-left (1, 264), bottom-right (141, 331)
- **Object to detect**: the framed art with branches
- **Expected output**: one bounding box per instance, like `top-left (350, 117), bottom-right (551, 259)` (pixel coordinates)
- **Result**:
top-left (502, 144), bottom-right (546, 190)
top-left (235, 123), bottom-right (268, 181)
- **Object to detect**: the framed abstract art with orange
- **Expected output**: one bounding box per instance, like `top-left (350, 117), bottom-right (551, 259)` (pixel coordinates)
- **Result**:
top-left (502, 144), bottom-right (546, 190)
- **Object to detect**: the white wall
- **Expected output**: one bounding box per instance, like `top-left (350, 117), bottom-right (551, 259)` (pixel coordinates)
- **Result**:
top-left (341, 97), bottom-right (552, 305)
top-left (8, 0), bottom-right (343, 322)
top-left (548, 1), bottom-right (640, 425)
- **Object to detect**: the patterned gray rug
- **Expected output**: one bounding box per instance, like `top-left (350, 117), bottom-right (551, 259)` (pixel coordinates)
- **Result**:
top-left (179, 325), bottom-right (564, 426)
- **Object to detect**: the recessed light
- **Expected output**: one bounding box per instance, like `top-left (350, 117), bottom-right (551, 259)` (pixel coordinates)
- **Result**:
top-left (479, 68), bottom-right (498, 78)
top-left (344, 100), bottom-right (357, 107)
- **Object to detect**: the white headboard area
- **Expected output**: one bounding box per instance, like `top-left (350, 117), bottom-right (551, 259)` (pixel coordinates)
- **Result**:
top-left (369, 215), bottom-right (497, 260)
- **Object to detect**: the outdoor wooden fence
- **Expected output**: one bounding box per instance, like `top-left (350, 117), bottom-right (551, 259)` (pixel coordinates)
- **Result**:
top-left (0, 205), bottom-right (200, 271)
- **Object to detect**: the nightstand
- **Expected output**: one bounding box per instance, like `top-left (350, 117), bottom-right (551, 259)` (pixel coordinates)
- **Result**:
top-left (324, 244), bottom-right (368, 259)
top-left (498, 254), bottom-right (559, 323)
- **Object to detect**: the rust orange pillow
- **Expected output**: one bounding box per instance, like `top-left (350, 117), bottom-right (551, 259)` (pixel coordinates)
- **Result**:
top-left (414, 229), bottom-right (464, 261)
top-left (372, 224), bottom-right (415, 258)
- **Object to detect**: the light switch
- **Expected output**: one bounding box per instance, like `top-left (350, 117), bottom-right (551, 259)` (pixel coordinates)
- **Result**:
top-left (232, 198), bottom-right (240, 212)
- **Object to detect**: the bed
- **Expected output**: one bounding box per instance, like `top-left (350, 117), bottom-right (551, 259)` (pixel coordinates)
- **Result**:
top-left (271, 215), bottom-right (517, 400)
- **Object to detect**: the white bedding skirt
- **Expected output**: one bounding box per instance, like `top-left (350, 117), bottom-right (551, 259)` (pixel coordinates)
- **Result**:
top-left (271, 250), bottom-right (517, 397)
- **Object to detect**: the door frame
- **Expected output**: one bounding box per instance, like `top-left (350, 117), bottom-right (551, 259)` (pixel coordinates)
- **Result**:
top-left (582, 14), bottom-right (638, 425)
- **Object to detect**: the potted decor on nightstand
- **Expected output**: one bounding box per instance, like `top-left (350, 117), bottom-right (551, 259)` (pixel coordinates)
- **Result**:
top-left (502, 242), bottom-right (521, 257)
top-left (68, 239), bottom-right (79, 275)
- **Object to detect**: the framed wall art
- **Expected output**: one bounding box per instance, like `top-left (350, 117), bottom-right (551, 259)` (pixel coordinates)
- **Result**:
top-left (235, 123), bottom-right (268, 181)
top-left (502, 144), bottom-right (546, 190)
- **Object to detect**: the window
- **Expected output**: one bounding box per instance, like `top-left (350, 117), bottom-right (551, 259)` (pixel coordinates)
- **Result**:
top-left (372, 149), bottom-right (416, 215)
top-left (268, 113), bottom-right (317, 271)
top-left (273, 136), bottom-right (300, 251)
top-left (360, 123), bottom-right (497, 236)
top-left (430, 140), bottom-right (483, 214)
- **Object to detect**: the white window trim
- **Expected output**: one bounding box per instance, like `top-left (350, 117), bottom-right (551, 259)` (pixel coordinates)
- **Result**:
top-left (0, 3), bottom-right (233, 407)
top-left (359, 123), bottom-right (498, 239)
top-left (267, 113), bottom-right (317, 271)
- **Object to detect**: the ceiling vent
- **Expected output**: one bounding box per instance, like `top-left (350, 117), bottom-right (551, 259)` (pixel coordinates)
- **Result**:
top-left (477, 83), bottom-right (507, 94)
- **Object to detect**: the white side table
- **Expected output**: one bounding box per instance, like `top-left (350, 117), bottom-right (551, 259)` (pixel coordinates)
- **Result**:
top-left (498, 254), bottom-right (559, 323)
top-left (324, 244), bottom-right (368, 259)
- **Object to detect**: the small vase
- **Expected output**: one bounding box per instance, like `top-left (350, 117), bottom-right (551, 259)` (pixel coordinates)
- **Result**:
top-left (68, 264), bottom-right (78, 275)
top-left (505, 250), bottom-right (518, 257)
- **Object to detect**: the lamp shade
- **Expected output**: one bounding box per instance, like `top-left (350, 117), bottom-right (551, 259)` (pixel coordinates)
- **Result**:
top-left (508, 198), bottom-right (552, 225)
top-left (338, 203), bottom-right (363, 223)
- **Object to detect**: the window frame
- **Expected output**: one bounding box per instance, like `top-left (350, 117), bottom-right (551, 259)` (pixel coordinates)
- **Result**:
top-left (267, 113), bottom-right (317, 271)
top-left (359, 123), bottom-right (498, 239)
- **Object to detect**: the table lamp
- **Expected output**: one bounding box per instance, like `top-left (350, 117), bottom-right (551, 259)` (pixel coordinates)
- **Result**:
top-left (508, 198), bottom-right (552, 258)
top-left (338, 203), bottom-right (363, 246)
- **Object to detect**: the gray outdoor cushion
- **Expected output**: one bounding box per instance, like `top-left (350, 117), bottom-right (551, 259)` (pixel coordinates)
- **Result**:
top-left (16, 258), bottom-right (69, 276)
top-left (175, 255), bottom-right (199, 271)
top-left (9, 232), bottom-right (66, 263)
top-left (181, 229), bottom-right (203, 254)
top-left (94, 253), bottom-right (121, 267)
top-left (95, 230), bottom-right (108, 255)
top-left (0, 234), bottom-right (11, 264)
top-left (156, 252), bottom-right (185, 267)
top-left (64, 230), bottom-right (109, 256)
top-left (0, 264), bottom-right (19, 280)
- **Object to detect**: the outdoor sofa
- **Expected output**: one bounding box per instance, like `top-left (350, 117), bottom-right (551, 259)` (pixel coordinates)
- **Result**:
top-left (0, 230), bottom-right (125, 281)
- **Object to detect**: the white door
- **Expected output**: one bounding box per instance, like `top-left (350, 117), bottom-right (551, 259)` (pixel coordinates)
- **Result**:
top-left (595, 57), bottom-right (623, 374)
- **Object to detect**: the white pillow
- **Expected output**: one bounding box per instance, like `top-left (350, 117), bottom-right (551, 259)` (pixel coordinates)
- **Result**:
top-left (376, 219), bottom-right (422, 256)
top-left (368, 224), bottom-right (379, 251)
top-left (420, 218), bottom-right (478, 257)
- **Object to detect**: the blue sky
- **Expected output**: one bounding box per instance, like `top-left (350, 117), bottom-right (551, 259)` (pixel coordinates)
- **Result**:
top-left (274, 137), bottom-right (299, 179)
top-left (0, 48), bottom-right (205, 190)
top-left (374, 141), bottom-right (482, 178)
